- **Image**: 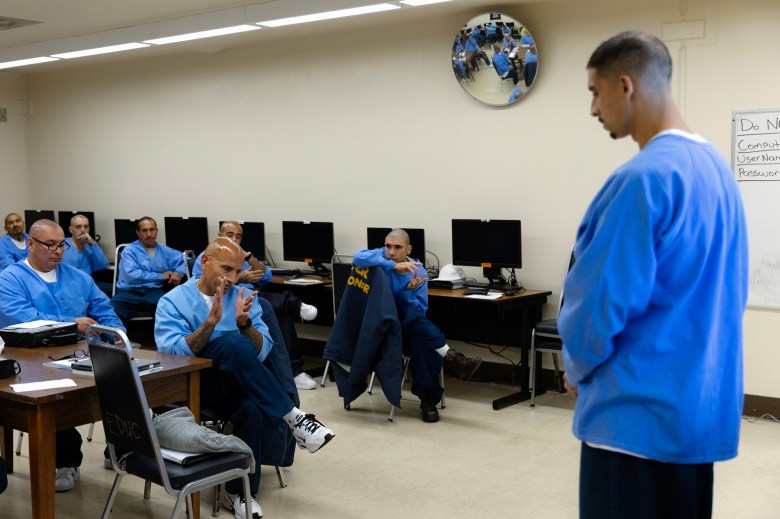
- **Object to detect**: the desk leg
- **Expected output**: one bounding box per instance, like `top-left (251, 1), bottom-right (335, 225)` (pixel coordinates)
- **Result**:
top-left (187, 370), bottom-right (202, 519)
top-left (492, 342), bottom-right (532, 410)
top-left (28, 403), bottom-right (56, 519)
top-left (1, 426), bottom-right (13, 473)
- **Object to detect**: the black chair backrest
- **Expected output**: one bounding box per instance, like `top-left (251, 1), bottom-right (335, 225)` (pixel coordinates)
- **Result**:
top-left (114, 219), bottom-right (139, 246)
top-left (87, 326), bottom-right (157, 459)
top-left (558, 248), bottom-right (576, 316)
top-left (332, 262), bottom-right (353, 316)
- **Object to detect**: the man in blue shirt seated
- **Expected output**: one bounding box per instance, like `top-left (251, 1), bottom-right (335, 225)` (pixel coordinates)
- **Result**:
top-left (491, 43), bottom-right (519, 85)
top-left (155, 237), bottom-right (334, 519)
top-left (353, 229), bottom-right (481, 423)
top-left (191, 221), bottom-right (319, 391)
top-left (560, 31), bottom-right (748, 518)
top-left (0, 213), bottom-right (28, 271)
top-left (0, 219), bottom-right (126, 493)
top-left (110, 216), bottom-right (186, 326)
top-left (62, 214), bottom-right (111, 296)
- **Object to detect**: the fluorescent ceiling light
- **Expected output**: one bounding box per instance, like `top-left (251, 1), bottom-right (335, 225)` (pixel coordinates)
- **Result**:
top-left (0, 56), bottom-right (59, 70)
top-left (400, 0), bottom-right (452, 5)
top-left (52, 42), bottom-right (149, 59)
top-left (144, 25), bottom-right (260, 45)
top-left (257, 3), bottom-right (399, 28)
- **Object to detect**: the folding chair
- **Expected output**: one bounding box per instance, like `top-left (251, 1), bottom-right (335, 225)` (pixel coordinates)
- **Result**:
top-left (86, 325), bottom-right (253, 519)
top-left (529, 247), bottom-right (575, 407)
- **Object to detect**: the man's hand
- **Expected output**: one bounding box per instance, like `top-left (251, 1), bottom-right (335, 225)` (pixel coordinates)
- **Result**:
top-left (563, 374), bottom-right (578, 399)
top-left (74, 316), bottom-right (97, 334)
top-left (205, 276), bottom-right (228, 326)
top-left (163, 271), bottom-right (182, 286)
top-left (393, 261), bottom-right (422, 275)
top-left (77, 233), bottom-right (96, 245)
top-left (238, 269), bottom-right (265, 285)
top-left (235, 286), bottom-right (257, 328)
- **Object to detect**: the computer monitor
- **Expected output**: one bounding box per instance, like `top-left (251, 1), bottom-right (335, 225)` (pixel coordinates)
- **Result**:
top-left (58, 211), bottom-right (97, 240)
top-left (164, 216), bottom-right (209, 253)
top-left (366, 227), bottom-right (426, 265)
top-left (451, 219), bottom-right (522, 285)
top-left (282, 221), bottom-right (334, 274)
top-left (24, 210), bottom-right (55, 232)
top-left (114, 218), bottom-right (141, 246)
top-left (219, 221), bottom-right (265, 261)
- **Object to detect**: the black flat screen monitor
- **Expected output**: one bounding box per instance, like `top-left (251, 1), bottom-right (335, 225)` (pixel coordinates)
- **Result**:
top-left (282, 221), bottom-right (334, 273)
top-left (451, 219), bottom-right (522, 282)
top-left (366, 227), bottom-right (426, 265)
top-left (219, 221), bottom-right (265, 261)
top-left (164, 216), bottom-right (209, 253)
top-left (24, 210), bottom-right (55, 232)
top-left (114, 219), bottom-right (141, 246)
top-left (58, 211), bottom-right (97, 240)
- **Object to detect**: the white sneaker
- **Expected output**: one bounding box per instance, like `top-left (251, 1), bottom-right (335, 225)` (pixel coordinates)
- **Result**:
top-left (55, 467), bottom-right (79, 492)
top-left (299, 303), bottom-right (318, 321)
top-left (294, 372), bottom-right (317, 390)
top-left (292, 413), bottom-right (335, 453)
top-left (221, 491), bottom-right (262, 519)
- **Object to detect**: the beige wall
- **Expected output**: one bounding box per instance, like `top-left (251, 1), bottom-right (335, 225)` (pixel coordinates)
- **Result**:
top-left (3, 0), bottom-right (780, 396)
top-left (0, 74), bottom-right (30, 214)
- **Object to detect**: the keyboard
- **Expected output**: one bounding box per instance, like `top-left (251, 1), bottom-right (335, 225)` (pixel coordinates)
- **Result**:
top-left (268, 267), bottom-right (300, 276)
top-left (465, 282), bottom-right (523, 292)
top-left (464, 287), bottom-right (490, 296)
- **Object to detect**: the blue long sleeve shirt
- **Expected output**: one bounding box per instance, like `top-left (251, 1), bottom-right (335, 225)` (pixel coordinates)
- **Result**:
top-left (492, 51), bottom-right (512, 76)
top-left (0, 234), bottom-right (28, 271)
top-left (558, 131), bottom-right (748, 464)
top-left (155, 277), bottom-right (272, 361)
top-left (0, 261), bottom-right (125, 331)
top-left (191, 251), bottom-right (272, 288)
top-left (116, 240), bottom-right (186, 289)
top-left (62, 237), bottom-right (109, 275)
top-left (352, 248), bottom-right (428, 312)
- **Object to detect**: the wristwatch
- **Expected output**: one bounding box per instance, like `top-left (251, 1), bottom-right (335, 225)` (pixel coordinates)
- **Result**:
top-left (245, 252), bottom-right (253, 261)
top-left (237, 318), bottom-right (252, 330)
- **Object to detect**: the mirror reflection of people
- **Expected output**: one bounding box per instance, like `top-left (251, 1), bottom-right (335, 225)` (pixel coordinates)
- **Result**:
top-left (492, 42), bottom-right (519, 85)
top-left (508, 85), bottom-right (526, 104)
top-left (521, 28), bottom-right (538, 87)
top-left (560, 31), bottom-right (747, 518)
top-left (465, 32), bottom-right (490, 69)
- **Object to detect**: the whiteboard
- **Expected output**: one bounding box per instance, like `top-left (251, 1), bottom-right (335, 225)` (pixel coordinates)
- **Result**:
top-left (732, 108), bottom-right (780, 308)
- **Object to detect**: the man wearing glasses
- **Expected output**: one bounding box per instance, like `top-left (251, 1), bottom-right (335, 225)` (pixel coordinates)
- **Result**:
top-left (0, 213), bottom-right (28, 271)
top-left (0, 219), bottom-right (125, 493)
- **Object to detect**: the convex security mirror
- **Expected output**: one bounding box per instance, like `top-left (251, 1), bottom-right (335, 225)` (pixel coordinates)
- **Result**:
top-left (452, 12), bottom-right (538, 106)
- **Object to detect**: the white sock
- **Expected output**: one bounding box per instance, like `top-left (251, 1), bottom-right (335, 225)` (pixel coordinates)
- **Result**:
top-left (435, 344), bottom-right (450, 358)
top-left (283, 407), bottom-right (306, 427)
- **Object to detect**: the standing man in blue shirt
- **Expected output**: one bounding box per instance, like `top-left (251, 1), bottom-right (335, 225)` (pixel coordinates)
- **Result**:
top-left (0, 219), bottom-right (126, 493)
top-left (0, 213), bottom-right (28, 271)
top-left (110, 216), bottom-right (186, 326)
top-left (559, 31), bottom-right (748, 519)
top-left (353, 229), bottom-right (482, 423)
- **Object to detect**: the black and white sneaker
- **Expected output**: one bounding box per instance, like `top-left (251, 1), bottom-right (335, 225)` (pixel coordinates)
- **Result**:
top-left (292, 413), bottom-right (335, 453)
top-left (221, 491), bottom-right (262, 519)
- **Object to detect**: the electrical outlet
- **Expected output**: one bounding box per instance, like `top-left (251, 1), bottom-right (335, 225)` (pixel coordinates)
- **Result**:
top-left (0, 108), bottom-right (6, 122)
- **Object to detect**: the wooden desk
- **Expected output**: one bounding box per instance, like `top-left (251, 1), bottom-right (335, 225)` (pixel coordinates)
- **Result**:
top-left (0, 343), bottom-right (211, 519)
top-left (426, 288), bottom-right (552, 410)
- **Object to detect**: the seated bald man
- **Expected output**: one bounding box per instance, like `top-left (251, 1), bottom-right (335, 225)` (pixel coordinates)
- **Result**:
top-left (0, 219), bottom-right (126, 493)
top-left (155, 237), bottom-right (334, 519)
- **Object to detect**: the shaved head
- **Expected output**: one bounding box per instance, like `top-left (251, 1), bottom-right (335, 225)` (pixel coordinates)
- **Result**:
top-left (386, 228), bottom-right (410, 246)
top-left (29, 219), bottom-right (61, 239)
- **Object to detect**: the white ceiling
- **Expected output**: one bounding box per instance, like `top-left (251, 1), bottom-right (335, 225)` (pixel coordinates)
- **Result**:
top-left (0, 0), bottom-right (545, 73)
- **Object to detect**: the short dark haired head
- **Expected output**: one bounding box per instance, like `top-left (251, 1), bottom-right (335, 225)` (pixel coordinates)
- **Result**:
top-left (137, 216), bottom-right (156, 230)
top-left (587, 31), bottom-right (672, 92)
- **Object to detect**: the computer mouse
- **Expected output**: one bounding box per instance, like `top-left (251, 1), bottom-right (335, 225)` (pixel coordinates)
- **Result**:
top-left (504, 290), bottom-right (516, 297)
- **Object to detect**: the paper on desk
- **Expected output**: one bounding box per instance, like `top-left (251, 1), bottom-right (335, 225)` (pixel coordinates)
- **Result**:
top-left (465, 293), bottom-right (503, 300)
top-left (11, 379), bottom-right (78, 392)
top-left (284, 278), bottom-right (323, 285)
top-left (3, 319), bottom-right (62, 329)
